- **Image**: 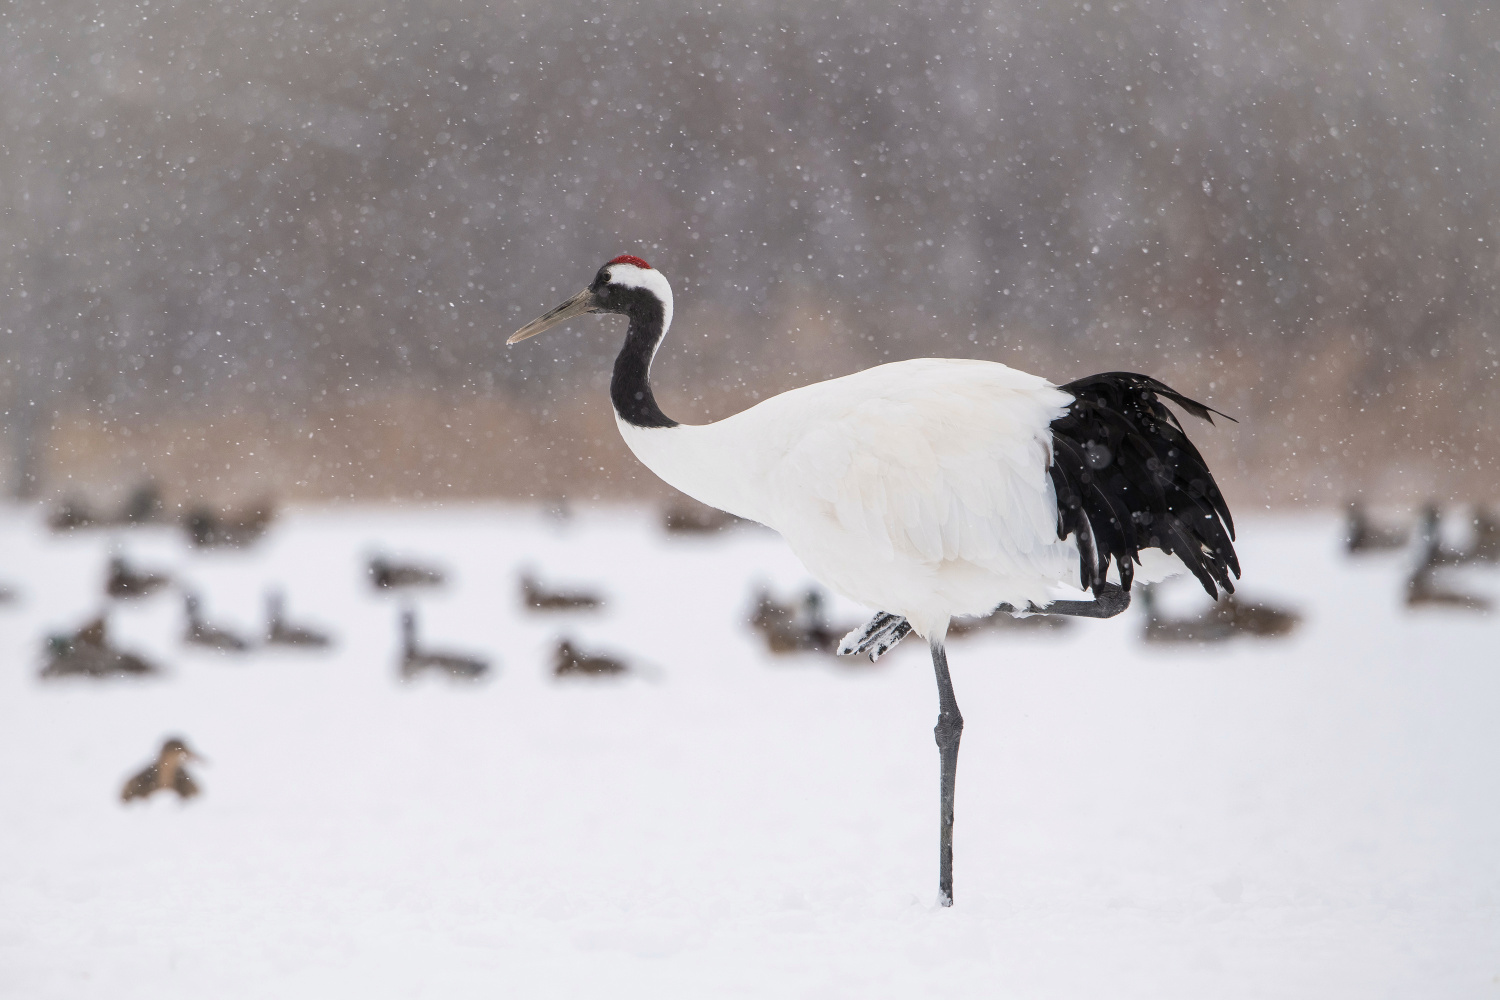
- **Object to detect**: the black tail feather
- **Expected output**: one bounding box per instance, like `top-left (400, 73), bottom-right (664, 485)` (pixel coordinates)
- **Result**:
top-left (1049, 372), bottom-right (1239, 600)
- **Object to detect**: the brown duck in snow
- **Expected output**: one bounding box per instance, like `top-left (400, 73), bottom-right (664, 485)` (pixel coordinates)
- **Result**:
top-left (41, 615), bottom-right (159, 678)
top-left (116, 482), bottom-right (166, 525)
top-left (183, 500), bottom-right (274, 548)
top-left (121, 738), bottom-right (204, 803)
top-left (520, 571), bottom-right (603, 611)
top-left (662, 500), bottom-right (753, 535)
top-left (1415, 503), bottom-right (1468, 568)
top-left (1140, 584), bottom-right (1303, 643)
top-left (749, 586), bottom-right (853, 657)
top-left (399, 608), bottom-right (489, 680)
top-left (1344, 501), bottom-right (1410, 554)
top-left (183, 594), bottom-right (253, 652)
top-left (1211, 593), bottom-right (1303, 637)
top-left (48, 498), bottom-right (98, 532)
top-left (1138, 584), bottom-right (1237, 645)
top-left (105, 555), bottom-right (171, 599)
top-left (553, 638), bottom-right (630, 677)
top-left (1464, 505), bottom-right (1500, 565)
top-left (265, 591), bottom-right (333, 648)
top-left (369, 554), bottom-right (445, 590)
top-left (1405, 529), bottom-right (1492, 611)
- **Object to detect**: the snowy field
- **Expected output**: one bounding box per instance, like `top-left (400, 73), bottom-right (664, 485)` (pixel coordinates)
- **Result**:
top-left (1, 502), bottom-right (1497, 999)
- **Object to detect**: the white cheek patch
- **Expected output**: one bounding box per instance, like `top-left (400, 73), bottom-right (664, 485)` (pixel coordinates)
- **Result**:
top-left (608, 264), bottom-right (674, 345)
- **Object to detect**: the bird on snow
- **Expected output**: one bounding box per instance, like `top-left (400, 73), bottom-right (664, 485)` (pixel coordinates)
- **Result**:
top-left (183, 499), bottom-right (275, 548)
top-left (398, 608), bottom-right (490, 680)
top-left (183, 593), bottom-right (253, 653)
top-left (264, 590), bottom-right (334, 648)
top-left (1343, 500), bottom-right (1409, 555)
top-left (519, 570), bottom-right (604, 612)
top-left (41, 614), bottom-right (159, 679)
top-left (748, 585), bottom-right (853, 656)
top-left (508, 254), bottom-right (1239, 906)
top-left (368, 554), bottom-right (446, 591)
top-left (105, 555), bottom-right (171, 600)
top-left (1139, 583), bottom-right (1301, 644)
top-left (121, 737), bottom-right (204, 803)
top-left (553, 637), bottom-right (631, 677)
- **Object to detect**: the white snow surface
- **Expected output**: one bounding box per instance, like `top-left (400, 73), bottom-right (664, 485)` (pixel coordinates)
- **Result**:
top-left (1, 504), bottom-right (1496, 998)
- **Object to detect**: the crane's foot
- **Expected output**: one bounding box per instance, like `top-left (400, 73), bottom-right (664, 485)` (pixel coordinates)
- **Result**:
top-left (995, 582), bottom-right (1131, 620)
top-left (838, 612), bottom-right (912, 662)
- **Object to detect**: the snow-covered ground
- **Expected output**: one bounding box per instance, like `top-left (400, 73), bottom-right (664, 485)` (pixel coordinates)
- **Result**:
top-left (1, 503), bottom-right (1496, 998)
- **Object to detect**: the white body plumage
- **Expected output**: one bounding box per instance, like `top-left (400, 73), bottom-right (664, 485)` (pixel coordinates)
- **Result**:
top-left (619, 359), bottom-right (1108, 639)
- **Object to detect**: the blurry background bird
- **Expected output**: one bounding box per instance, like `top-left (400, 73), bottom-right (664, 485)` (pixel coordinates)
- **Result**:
top-left (368, 554), bottom-right (446, 591)
top-left (264, 590), bottom-right (333, 649)
top-left (105, 555), bottom-right (171, 600)
top-left (42, 614), bottom-right (159, 679)
top-left (121, 738), bottom-right (204, 803)
top-left (183, 594), bottom-right (253, 653)
top-left (520, 571), bottom-right (603, 612)
top-left (553, 638), bottom-right (629, 678)
top-left (398, 608), bottom-right (490, 681)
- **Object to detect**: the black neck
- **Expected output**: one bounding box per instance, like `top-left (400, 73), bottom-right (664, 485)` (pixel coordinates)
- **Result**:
top-left (610, 298), bottom-right (678, 429)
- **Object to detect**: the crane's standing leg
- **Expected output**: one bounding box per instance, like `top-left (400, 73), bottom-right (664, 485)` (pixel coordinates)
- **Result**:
top-left (930, 639), bottom-right (963, 906)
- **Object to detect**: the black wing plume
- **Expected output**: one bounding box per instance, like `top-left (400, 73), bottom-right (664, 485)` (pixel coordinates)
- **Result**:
top-left (1048, 372), bottom-right (1239, 600)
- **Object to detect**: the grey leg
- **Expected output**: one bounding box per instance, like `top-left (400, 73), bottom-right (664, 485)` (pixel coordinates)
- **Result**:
top-left (996, 582), bottom-right (1131, 620)
top-left (930, 640), bottom-right (963, 906)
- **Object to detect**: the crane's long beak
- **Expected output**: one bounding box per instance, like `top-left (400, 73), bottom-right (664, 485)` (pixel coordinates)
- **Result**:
top-left (507, 288), bottom-right (598, 345)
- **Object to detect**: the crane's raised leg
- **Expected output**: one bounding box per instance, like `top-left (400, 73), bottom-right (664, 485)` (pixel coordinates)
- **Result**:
top-left (995, 582), bottom-right (1131, 619)
top-left (930, 639), bottom-right (963, 906)
top-left (838, 584), bottom-right (1131, 663)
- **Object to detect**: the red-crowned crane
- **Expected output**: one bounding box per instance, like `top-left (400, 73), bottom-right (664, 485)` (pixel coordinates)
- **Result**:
top-left (509, 254), bottom-right (1239, 906)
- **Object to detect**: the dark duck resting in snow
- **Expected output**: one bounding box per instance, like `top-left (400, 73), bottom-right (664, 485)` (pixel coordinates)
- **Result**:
top-left (1343, 500), bottom-right (1410, 555)
top-left (121, 738), bottom-right (204, 803)
top-left (1405, 532), bottom-right (1492, 612)
top-left (553, 638), bottom-right (630, 677)
top-left (115, 481), bottom-right (165, 525)
top-left (1212, 592), bottom-right (1302, 637)
top-left (1415, 503), bottom-right (1468, 568)
top-left (749, 586), bottom-right (852, 656)
top-left (41, 614), bottom-right (159, 678)
top-left (398, 608), bottom-right (489, 680)
top-left (1469, 505), bottom-right (1500, 564)
top-left (1137, 583), bottom-right (1237, 644)
top-left (264, 590), bottom-right (333, 648)
top-left (48, 497), bottom-right (98, 532)
top-left (662, 499), bottom-right (752, 535)
top-left (368, 554), bottom-right (445, 590)
top-left (520, 570), bottom-right (604, 611)
top-left (1138, 583), bottom-right (1302, 643)
top-left (183, 500), bottom-right (275, 548)
top-left (183, 594), bottom-right (253, 652)
top-left (105, 555), bottom-right (171, 599)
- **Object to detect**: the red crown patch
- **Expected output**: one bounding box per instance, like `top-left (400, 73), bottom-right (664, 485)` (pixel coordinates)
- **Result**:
top-left (606, 254), bottom-right (652, 270)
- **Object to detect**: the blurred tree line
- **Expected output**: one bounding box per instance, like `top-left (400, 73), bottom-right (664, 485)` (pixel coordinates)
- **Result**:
top-left (1, 0), bottom-right (1496, 507)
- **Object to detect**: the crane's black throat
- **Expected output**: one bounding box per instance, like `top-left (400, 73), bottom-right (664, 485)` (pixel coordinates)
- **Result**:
top-left (604, 286), bottom-right (678, 429)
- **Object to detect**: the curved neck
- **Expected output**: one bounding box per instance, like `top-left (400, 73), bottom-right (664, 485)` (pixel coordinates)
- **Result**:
top-left (611, 299), bottom-right (678, 429)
